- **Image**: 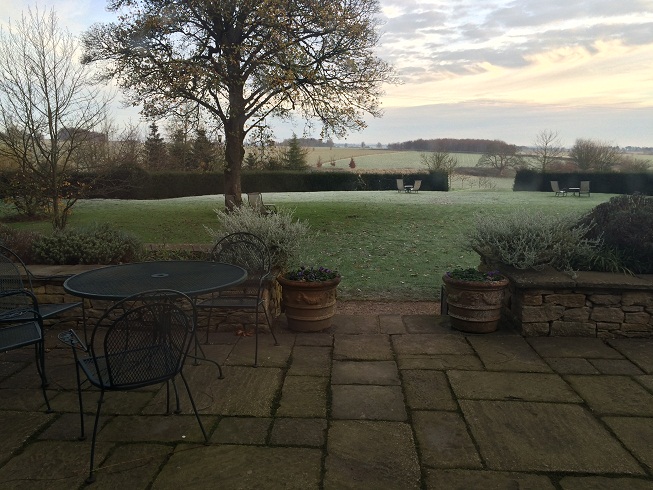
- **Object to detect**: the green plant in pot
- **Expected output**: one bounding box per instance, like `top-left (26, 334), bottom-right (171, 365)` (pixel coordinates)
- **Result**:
top-left (442, 267), bottom-right (509, 333)
top-left (277, 266), bottom-right (341, 332)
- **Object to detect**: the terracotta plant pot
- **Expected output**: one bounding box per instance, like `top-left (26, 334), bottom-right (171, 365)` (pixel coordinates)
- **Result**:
top-left (277, 276), bottom-right (341, 332)
top-left (442, 273), bottom-right (509, 333)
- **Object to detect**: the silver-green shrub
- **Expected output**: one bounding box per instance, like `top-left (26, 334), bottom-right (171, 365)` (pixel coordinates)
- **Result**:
top-left (32, 223), bottom-right (143, 265)
top-left (205, 205), bottom-right (310, 271)
top-left (468, 210), bottom-right (600, 271)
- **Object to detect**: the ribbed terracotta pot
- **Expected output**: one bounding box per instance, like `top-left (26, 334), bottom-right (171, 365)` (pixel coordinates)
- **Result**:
top-left (442, 273), bottom-right (509, 333)
top-left (277, 276), bottom-right (341, 332)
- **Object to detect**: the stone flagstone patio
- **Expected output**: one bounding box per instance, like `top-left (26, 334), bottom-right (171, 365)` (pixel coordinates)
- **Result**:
top-left (1, 312), bottom-right (653, 489)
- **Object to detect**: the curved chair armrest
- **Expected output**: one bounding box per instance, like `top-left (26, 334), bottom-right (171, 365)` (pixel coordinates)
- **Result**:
top-left (58, 329), bottom-right (88, 352)
top-left (0, 289), bottom-right (41, 322)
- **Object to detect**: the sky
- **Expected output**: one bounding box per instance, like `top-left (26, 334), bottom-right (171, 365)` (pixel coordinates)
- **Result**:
top-left (2, 0), bottom-right (652, 148)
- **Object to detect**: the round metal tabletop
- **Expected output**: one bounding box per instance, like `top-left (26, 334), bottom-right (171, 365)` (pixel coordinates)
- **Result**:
top-left (63, 261), bottom-right (248, 300)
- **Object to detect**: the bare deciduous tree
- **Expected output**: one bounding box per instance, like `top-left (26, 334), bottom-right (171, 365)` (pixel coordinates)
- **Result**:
top-left (569, 138), bottom-right (621, 172)
top-left (476, 140), bottom-right (525, 176)
top-left (0, 7), bottom-right (110, 228)
top-left (82, 0), bottom-right (396, 205)
top-left (420, 151), bottom-right (458, 188)
top-left (531, 129), bottom-right (565, 173)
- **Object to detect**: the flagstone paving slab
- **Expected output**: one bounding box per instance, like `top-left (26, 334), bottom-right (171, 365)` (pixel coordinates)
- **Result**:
top-left (545, 357), bottom-right (601, 374)
top-left (292, 332), bottom-right (331, 346)
top-left (0, 440), bottom-right (112, 490)
top-left (152, 445), bottom-right (322, 490)
top-left (459, 400), bottom-right (644, 474)
top-left (213, 416), bottom-right (271, 444)
top-left (392, 334), bottom-right (473, 356)
top-left (588, 358), bottom-right (646, 375)
top-left (0, 411), bottom-right (53, 463)
top-left (565, 375), bottom-right (653, 416)
top-left (90, 443), bottom-right (172, 490)
top-left (608, 339), bottom-right (653, 374)
top-left (603, 416), bottom-right (653, 471)
top-left (330, 314), bottom-right (379, 334)
top-left (276, 375), bottom-right (328, 418)
top-left (331, 360), bottom-right (400, 385)
top-left (412, 410), bottom-right (482, 469)
top-left (378, 314), bottom-right (407, 334)
top-left (559, 476), bottom-right (653, 489)
top-left (270, 418), bottom-right (327, 447)
top-left (331, 385), bottom-right (407, 421)
top-left (447, 370), bottom-right (583, 402)
top-left (468, 336), bottom-right (552, 372)
top-left (528, 337), bottom-right (625, 359)
top-left (402, 370), bottom-right (457, 410)
top-left (333, 334), bottom-right (393, 360)
top-left (324, 420), bottom-right (420, 490)
top-left (100, 414), bottom-right (215, 443)
top-left (425, 469), bottom-right (556, 489)
top-left (287, 345), bottom-right (332, 376)
top-left (397, 354), bottom-right (484, 371)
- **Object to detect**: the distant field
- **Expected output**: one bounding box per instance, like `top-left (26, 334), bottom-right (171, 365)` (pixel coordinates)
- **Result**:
top-left (301, 148), bottom-right (483, 171)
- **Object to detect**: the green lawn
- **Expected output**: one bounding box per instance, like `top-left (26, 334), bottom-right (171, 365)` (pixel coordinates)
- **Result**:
top-left (3, 183), bottom-right (615, 301)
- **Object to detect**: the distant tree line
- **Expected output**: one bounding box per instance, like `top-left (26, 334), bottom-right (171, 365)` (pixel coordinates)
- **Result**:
top-left (388, 138), bottom-right (500, 153)
top-left (279, 137), bottom-right (334, 148)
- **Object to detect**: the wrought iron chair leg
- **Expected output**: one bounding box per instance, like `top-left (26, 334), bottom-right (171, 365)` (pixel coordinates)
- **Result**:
top-left (74, 363), bottom-right (86, 440)
top-left (34, 342), bottom-right (52, 413)
top-left (171, 378), bottom-right (181, 414)
top-left (191, 340), bottom-right (224, 378)
top-left (254, 308), bottom-right (259, 367)
top-left (263, 306), bottom-right (278, 346)
top-left (87, 390), bottom-right (105, 484)
top-left (179, 372), bottom-right (208, 443)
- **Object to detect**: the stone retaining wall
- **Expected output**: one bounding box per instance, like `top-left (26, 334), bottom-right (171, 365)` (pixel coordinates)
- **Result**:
top-left (500, 267), bottom-right (653, 338)
top-left (28, 265), bottom-right (282, 334)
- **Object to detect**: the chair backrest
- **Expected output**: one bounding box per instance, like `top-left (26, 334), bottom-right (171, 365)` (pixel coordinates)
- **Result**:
top-left (247, 193), bottom-right (267, 214)
top-left (209, 232), bottom-right (271, 283)
top-left (396, 179), bottom-right (403, 190)
top-left (0, 246), bottom-right (32, 313)
top-left (90, 290), bottom-right (195, 390)
top-left (580, 181), bottom-right (590, 191)
top-left (550, 181), bottom-right (560, 192)
top-left (413, 180), bottom-right (422, 191)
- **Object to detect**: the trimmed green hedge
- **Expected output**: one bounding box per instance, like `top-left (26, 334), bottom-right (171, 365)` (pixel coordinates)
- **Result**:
top-left (514, 170), bottom-right (653, 195)
top-left (1, 169), bottom-right (448, 200)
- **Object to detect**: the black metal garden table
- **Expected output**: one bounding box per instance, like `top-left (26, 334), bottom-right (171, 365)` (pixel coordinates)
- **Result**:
top-left (63, 260), bottom-right (247, 301)
top-left (63, 260), bottom-right (248, 377)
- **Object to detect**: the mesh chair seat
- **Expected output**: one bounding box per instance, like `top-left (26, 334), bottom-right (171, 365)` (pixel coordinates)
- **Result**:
top-left (197, 296), bottom-right (262, 309)
top-left (79, 344), bottom-right (179, 390)
top-left (0, 320), bottom-right (41, 350)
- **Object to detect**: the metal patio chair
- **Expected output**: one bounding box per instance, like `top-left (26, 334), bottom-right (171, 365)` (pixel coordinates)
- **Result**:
top-left (58, 289), bottom-right (207, 484)
top-left (0, 245), bottom-right (81, 322)
top-left (196, 232), bottom-right (278, 366)
top-left (247, 192), bottom-right (277, 215)
top-left (0, 289), bottom-right (50, 411)
top-left (396, 178), bottom-right (404, 192)
top-left (0, 245), bottom-right (81, 412)
top-left (412, 180), bottom-right (422, 193)
top-left (550, 181), bottom-right (567, 196)
top-left (579, 180), bottom-right (590, 197)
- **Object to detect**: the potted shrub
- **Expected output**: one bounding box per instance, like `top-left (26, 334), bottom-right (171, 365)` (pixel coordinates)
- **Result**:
top-left (442, 267), bottom-right (509, 333)
top-left (277, 266), bottom-right (341, 332)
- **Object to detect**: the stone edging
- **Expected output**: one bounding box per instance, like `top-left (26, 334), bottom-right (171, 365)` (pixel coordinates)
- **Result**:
top-left (498, 265), bottom-right (653, 338)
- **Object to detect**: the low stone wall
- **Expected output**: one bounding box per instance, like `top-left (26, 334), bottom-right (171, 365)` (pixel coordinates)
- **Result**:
top-left (28, 264), bottom-right (282, 334)
top-left (500, 266), bottom-right (653, 338)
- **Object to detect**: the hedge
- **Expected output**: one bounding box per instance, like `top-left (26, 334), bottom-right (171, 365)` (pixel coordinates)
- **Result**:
top-left (0, 169), bottom-right (448, 200)
top-left (514, 170), bottom-right (653, 195)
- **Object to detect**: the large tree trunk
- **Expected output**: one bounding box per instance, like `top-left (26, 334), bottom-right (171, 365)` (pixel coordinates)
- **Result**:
top-left (223, 118), bottom-right (245, 209)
